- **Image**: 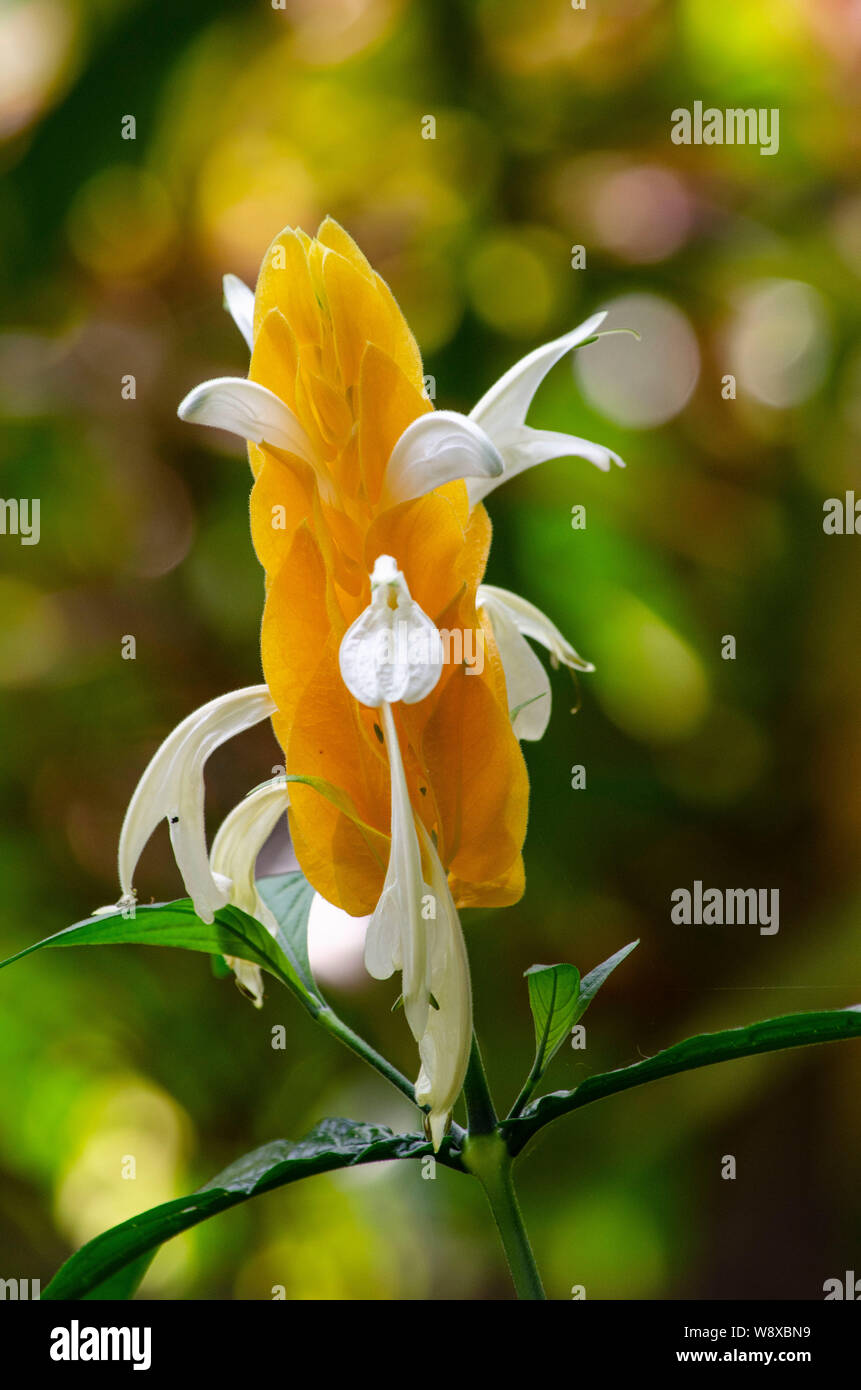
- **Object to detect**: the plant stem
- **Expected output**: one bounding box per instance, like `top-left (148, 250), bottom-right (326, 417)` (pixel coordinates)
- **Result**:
top-left (462, 1035), bottom-right (546, 1299)
top-left (481, 1153), bottom-right (546, 1300)
top-left (463, 1129), bottom-right (546, 1300)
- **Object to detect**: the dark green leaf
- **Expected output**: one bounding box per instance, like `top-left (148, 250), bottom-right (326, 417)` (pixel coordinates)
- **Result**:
top-left (80, 1253), bottom-right (156, 1300)
top-left (43, 1119), bottom-right (461, 1300)
top-left (506, 1006), bottom-right (861, 1155)
top-left (0, 898), bottom-right (316, 1003)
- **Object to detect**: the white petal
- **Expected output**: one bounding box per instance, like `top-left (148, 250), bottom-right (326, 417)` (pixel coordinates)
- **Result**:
top-left (413, 823), bottom-right (472, 1151)
top-left (381, 411), bottom-right (504, 507)
top-left (226, 956), bottom-right (266, 1009)
top-left (118, 686), bottom-right (276, 924)
top-left (364, 702), bottom-right (432, 1041)
top-left (481, 600), bottom-right (552, 741)
top-left (466, 314), bottom-right (627, 503)
top-left (210, 779), bottom-right (290, 1009)
top-left (210, 780), bottom-right (290, 930)
top-left (223, 274), bottom-right (255, 351)
top-left (466, 422), bottom-right (624, 505)
top-left (339, 555), bottom-right (443, 707)
top-left (177, 377), bottom-right (315, 463)
top-left (478, 585), bottom-right (594, 673)
top-left (470, 313), bottom-right (607, 436)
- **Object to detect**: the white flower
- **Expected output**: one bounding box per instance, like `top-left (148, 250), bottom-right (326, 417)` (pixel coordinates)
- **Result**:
top-left (466, 313), bottom-right (625, 502)
top-left (478, 585), bottom-right (593, 741)
top-left (209, 779), bottom-right (291, 1006)
top-left (180, 286), bottom-right (623, 514)
top-left (118, 686), bottom-right (276, 923)
top-left (339, 558), bottom-right (472, 1147)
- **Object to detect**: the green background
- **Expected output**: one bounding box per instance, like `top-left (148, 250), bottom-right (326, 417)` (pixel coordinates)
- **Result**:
top-left (1, 0), bottom-right (859, 1298)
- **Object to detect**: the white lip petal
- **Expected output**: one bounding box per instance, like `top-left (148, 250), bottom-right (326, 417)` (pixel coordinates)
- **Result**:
top-left (177, 377), bottom-right (315, 463)
top-left (466, 422), bottom-right (624, 505)
top-left (480, 599), bottom-right (552, 741)
top-left (223, 274), bottom-right (255, 351)
top-left (118, 686), bottom-right (276, 924)
top-left (478, 585), bottom-right (594, 673)
top-left (381, 410), bottom-right (504, 507)
top-left (470, 313), bottom-right (607, 437)
top-left (339, 555), bottom-right (444, 707)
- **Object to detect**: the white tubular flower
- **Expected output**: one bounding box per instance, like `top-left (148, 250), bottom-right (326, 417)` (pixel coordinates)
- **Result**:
top-left (466, 313), bottom-right (625, 504)
top-left (209, 780), bottom-right (291, 1007)
top-left (222, 273), bottom-right (255, 350)
top-left (340, 556), bottom-right (471, 1144)
top-left (414, 822), bottom-right (473, 1150)
top-left (478, 585), bottom-right (593, 742)
top-left (118, 686), bottom-right (276, 924)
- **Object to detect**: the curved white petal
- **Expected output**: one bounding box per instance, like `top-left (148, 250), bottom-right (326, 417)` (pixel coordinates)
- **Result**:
top-left (381, 410), bottom-right (504, 507)
top-left (466, 423), bottom-right (624, 504)
top-left (479, 585), bottom-right (593, 740)
top-left (118, 686), bottom-right (276, 924)
top-left (177, 377), bottom-right (315, 463)
top-left (223, 274), bottom-right (255, 351)
top-left (470, 313), bottom-right (607, 436)
top-left (466, 313), bottom-right (627, 503)
top-left (478, 585), bottom-right (594, 673)
top-left (210, 781), bottom-right (290, 929)
top-left (210, 779), bottom-right (291, 1008)
top-left (481, 601), bottom-right (552, 741)
top-left (339, 555), bottom-right (443, 707)
top-left (364, 701), bottom-right (432, 1043)
top-left (413, 822), bottom-right (472, 1150)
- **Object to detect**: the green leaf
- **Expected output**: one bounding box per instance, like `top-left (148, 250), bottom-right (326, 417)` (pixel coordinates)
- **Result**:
top-left (505, 1006), bottom-right (861, 1155)
top-left (0, 896), bottom-right (318, 1004)
top-left (525, 963), bottom-right (581, 1077)
top-left (572, 939), bottom-right (639, 1026)
top-left (43, 1119), bottom-right (462, 1300)
top-left (0, 877), bottom-right (423, 1109)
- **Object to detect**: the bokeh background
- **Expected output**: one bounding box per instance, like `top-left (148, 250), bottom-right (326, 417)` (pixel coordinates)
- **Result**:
top-left (1, 0), bottom-right (860, 1300)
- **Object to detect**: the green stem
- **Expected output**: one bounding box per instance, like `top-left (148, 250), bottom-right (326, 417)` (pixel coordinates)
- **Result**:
top-left (462, 1035), bottom-right (545, 1299)
top-left (507, 1062), bottom-right (541, 1121)
top-left (463, 1130), bottom-right (546, 1300)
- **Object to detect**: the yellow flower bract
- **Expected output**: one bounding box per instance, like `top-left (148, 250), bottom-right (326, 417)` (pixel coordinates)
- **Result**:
top-left (247, 218), bottom-right (529, 915)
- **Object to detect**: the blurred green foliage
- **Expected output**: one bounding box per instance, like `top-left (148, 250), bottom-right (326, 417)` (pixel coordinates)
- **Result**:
top-left (1, 0), bottom-right (859, 1299)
